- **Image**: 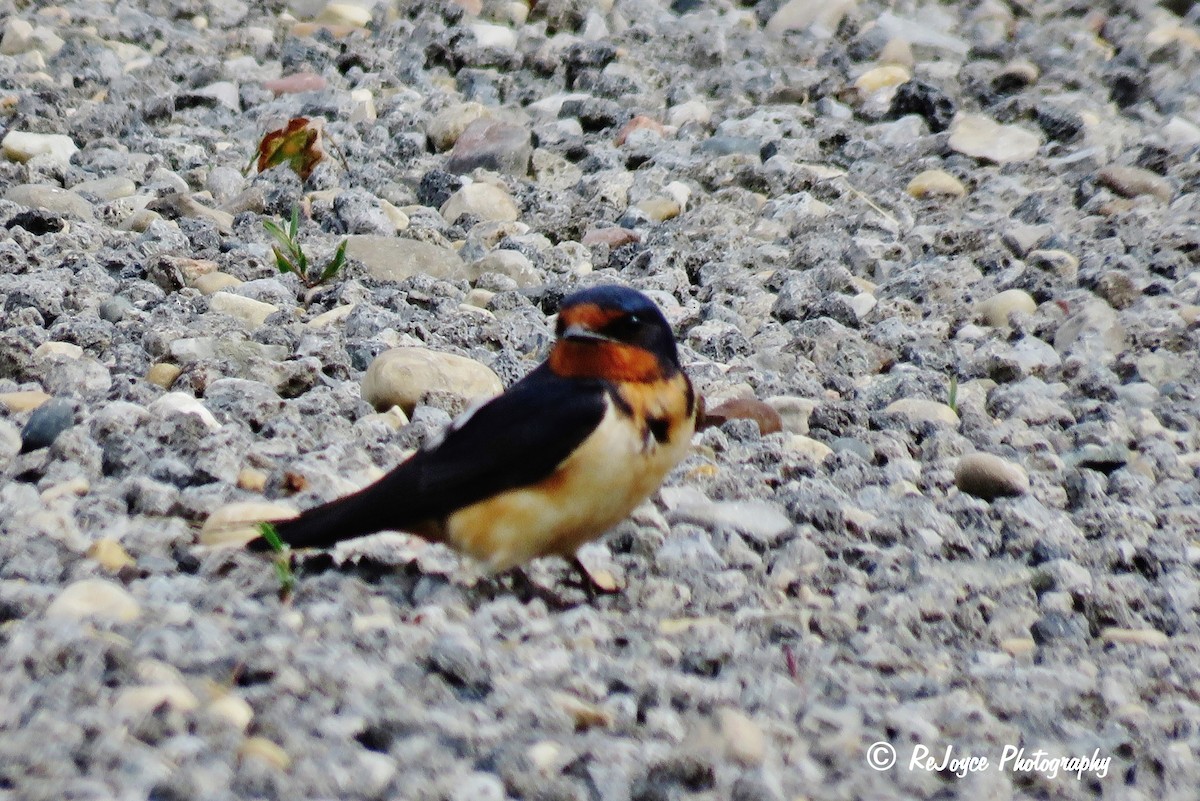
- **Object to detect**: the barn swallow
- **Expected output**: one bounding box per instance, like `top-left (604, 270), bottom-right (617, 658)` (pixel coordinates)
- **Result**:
top-left (249, 285), bottom-right (697, 593)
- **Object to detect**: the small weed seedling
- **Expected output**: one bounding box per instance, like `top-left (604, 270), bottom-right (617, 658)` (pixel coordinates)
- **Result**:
top-left (256, 522), bottom-right (296, 600)
top-left (263, 206), bottom-right (348, 289)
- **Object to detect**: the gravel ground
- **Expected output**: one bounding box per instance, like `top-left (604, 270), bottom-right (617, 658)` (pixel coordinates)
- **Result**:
top-left (1, 0), bottom-right (1199, 799)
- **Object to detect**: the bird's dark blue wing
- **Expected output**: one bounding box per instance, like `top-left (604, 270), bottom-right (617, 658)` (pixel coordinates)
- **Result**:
top-left (257, 365), bottom-right (610, 550)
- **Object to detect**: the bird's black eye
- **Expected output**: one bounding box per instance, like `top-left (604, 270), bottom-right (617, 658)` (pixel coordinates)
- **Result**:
top-left (607, 313), bottom-right (642, 341)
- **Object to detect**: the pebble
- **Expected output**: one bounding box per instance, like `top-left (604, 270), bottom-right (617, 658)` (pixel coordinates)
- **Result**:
top-left (427, 102), bottom-right (491, 151)
top-left (20, 398), bottom-right (75, 453)
top-left (718, 708), bottom-right (767, 767)
top-left (635, 195), bottom-right (682, 222)
top-left (199, 501), bottom-right (299, 547)
top-left (978, 289), bottom-right (1037, 327)
top-left (87, 539), bottom-right (136, 572)
top-left (1, 130), bottom-right (77, 165)
top-left (854, 65), bottom-right (911, 95)
top-left (0, 389), bottom-right (51, 412)
top-left (954, 453), bottom-right (1030, 500)
top-left (615, 115), bottom-right (667, 146)
top-left (661, 486), bottom-right (792, 546)
top-left (883, 398), bottom-right (959, 427)
top-left (765, 0), bottom-right (856, 37)
top-left (1096, 165), bottom-right (1173, 203)
top-left (263, 72), bottom-right (327, 94)
top-left (469, 250), bottom-right (541, 287)
top-left (208, 694), bottom-right (255, 731)
top-left (73, 176), bottom-right (137, 201)
top-left (703, 398), bottom-right (783, 435)
top-left (440, 182), bottom-right (521, 223)
top-left (906, 169), bottom-right (966, 198)
top-left (764, 396), bottom-right (815, 434)
top-left (116, 683), bottom-right (200, 717)
top-left (209, 292), bottom-right (279, 328)
top-left (239, 737), bottom-right (291, 770)
top-left (445, 118), bottom-right (532, 176)
top-left (146, 363), bottom-right (183, 389)
top-left (469, 21), bottom-right (518, 51)
top-left (193, 272), bottom-right (244, 294)
top-left (147, 392), bottom-right (221, 431)
top-left (1100, 628), bottom-right (1170, 648)
top-left (361, 347), bottom-right (504, 414)
top-left (45, 579), bottom-right (141, 623)
top-left (4, 184), bottom-right (94, 219)
top-left (345, 236), bottom-right (467, 282)
top-left (948, 113), bottom-right (1041, 163)
top-left (783, 434), bottom-right (834, 462)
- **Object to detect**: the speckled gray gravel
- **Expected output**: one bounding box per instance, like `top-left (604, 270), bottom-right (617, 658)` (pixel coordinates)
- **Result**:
top-left (1, 1), bottom-right (1199, 800)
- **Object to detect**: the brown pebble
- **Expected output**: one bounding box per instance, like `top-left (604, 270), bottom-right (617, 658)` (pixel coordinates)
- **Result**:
top-left (615, 115), bottom-right (666, 146)
top-left (581, 227), bottom-right (641, 248)
top-left (701, 397), bottom-right (783, 435)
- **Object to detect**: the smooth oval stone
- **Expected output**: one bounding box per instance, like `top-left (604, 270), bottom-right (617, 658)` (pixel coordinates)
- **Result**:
top-left (361, 347), bottom-right (503, 415)
top-left (955, 452), bottom-right (1030, 500)
top-left (20, 398), bottom-right (74, 453)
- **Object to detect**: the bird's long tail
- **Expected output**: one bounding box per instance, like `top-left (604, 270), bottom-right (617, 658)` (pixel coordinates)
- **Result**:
top-left (247, 480), bottom-right (410, 552)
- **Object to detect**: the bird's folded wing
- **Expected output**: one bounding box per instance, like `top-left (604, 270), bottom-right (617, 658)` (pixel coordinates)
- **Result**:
top-left (385, 369), bottom-right (610, 522)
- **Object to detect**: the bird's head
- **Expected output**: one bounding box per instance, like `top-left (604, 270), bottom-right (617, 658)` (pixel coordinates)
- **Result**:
top-left (549, 286), bottom-right (680, 382)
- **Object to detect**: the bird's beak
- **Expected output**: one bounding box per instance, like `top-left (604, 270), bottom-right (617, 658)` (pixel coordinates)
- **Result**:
top-left (562, 324), bottom-right (615, 344)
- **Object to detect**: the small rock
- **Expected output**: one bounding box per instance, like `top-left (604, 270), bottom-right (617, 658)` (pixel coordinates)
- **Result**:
top-left (703, 398), bottom-right (783, 435)
top-left (1, 130), bottom-right (78, 165)
top-left (469, 21), bottom-right (517, 50)
top-left (0, 389), bottom-right (51, 412)
top-left (906, 169), bottom-right (966, 198)
top-left (878, 37), bottom-right (914, 68)
top-left (237, 467), bottom-right (270, 492)
top-left (0, 18), bottom-right (34, 54)
top-left (46, 579), bottom-right (141, 623)
top-left (20, 398), bottom-right (74, 453)
top-left (555, 693), bottom-right (613, 730)
top-left (345, 236), bottom-right (467, 282)
top-left (854, 65), bottom-right (911, 95)
top-left (783, 434), bottom-right (833, 462)
top-left (469, 250), bottom-right (541, 287)
top-left (87, 539), bottom-right (136, 572)
top-left (262, 72), bottom-right (327, 95)
top-left (766, 0), bottom-right (856, 36)
top-left (306, 304), bottom-right (356, 328)
top-left (764, 396), bottom-right (815, 434)
top-left (193, 272), bottom-right (243, 294)
top-left (116, 684), bottom-right (200, 717)
top-left (1101, 627), bottom-right (1170, 648)
top-left (667, 99), bottom-right (711, 128)
top-left (1096, 165), bottom-right (1173, 203)
top-left (582, 227), bottom-right (640, 248)
top-left (1000, 638), bottom-right (1036, 657)
top-left (445, 118), bottom-right (532, 176)
top-left (718, 708), bottom-right (766, 767)
top-left (427, 102), bottom-right (491, 152)
top-left (148, 392), bottom-right (221, 431)
top-left (73, 176), bottom-right (137, 201)
top-left (883, 398), bottom-right (959, 427)
top-left (615, 115), bottom-right (667, 146)
top-left (440, 183), bottom-right (521, 223)
top-left (199, 501), bottom-right (299, 547)
top-left (636, 196), bottom-right (682, 222)
top-left (239, 737), bottom-right (290, 770)
top-left (978, 289), bottom-right (1037, 327)
top-left (209, 292), bottom-right (279, 328)
top-left (662, 487), bottom-right (792, 546)
top-left (955, 453), bottom-right (1029, 500)
top-left (993, 59), bottom-right (1039, 92)
top-left (361, 347), bottom-right (503, 415)
top-left (36, 341), bottom-right (83, 360)
top-left (949, 113), bottom-right (1040, 163)
top-left (146, 363), bottom-right (183, 389)
top-left (209, 694), bottom-right (255, 731)
top-left (4, 184), bottom-right (94, 219)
